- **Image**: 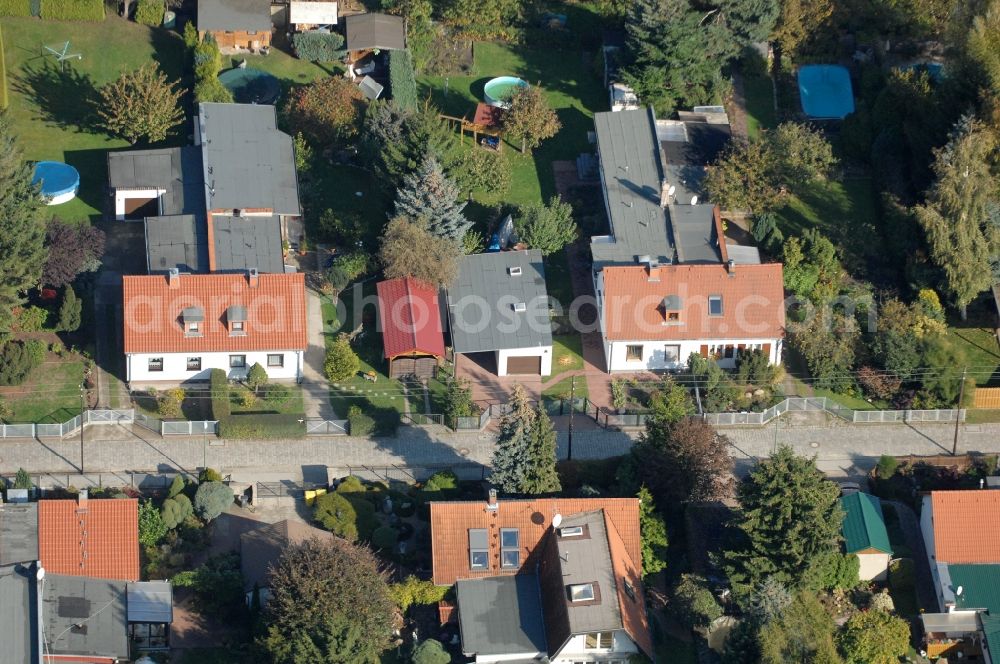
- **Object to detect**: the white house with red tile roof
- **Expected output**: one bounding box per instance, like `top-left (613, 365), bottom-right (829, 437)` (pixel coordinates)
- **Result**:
top-left (123, 270), bottom-right (307, 383)
top-left (595, 261), bottom-right (785, 372)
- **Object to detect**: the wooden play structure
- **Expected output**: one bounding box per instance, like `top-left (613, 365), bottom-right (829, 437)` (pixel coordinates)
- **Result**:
top-left (439, 103), bottom-right (505, 153)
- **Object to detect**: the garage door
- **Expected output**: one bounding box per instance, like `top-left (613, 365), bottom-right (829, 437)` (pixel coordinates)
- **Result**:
top-left (506, 355), bottom-right (541, 375)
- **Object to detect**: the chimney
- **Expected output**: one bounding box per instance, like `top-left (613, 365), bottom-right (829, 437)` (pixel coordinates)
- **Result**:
top-left (660, 180), bottom-right (673, 208)
top-left (77, 489), bottom-right (88, 511)
top-left (167, 268), bottom-right (180, 289)
top-left (247, 268), bottom-right (259, 288)
top-left (727, 259), bottom-right (736, 277)
top-left (486, 488), bottom-right (498, 512)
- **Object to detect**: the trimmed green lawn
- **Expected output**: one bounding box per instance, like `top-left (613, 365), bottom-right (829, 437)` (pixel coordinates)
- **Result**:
top-left (303, 162), bottom-right (390, 250)
top-left (229, 384), bottom-right (305, 415)
top-left (743, 75), bottom-right (776, 140)
top-left (542, 375), bottom-right (588, 401)
top-left (228, 43), bottom-right (334, 98)
top-left (417, 41), bottom-right (606, 208)
top-left (2, 16), bottom-right (187, 223)
top-left (946, 323), bottom-right (1000, 387)
top-left (775, 177), bottom-right (883, 280)
top-left (3, 360), bottom-right (84, 423)
top-left (550, 334), bottom-right (584, 376)
top-left (968, 409), bottom-right (1000, 423)
top-left (813, 387), bottom-right (878, 411)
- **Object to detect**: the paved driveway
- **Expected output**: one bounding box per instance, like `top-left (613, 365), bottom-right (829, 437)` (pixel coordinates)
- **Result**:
top-left (301, 290), bottom-right (336, 419)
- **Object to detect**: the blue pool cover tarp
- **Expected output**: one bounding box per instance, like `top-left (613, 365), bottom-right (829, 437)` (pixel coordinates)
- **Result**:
top-left (797, 65), bottom-right (855, 119)
top-left (31, 161), bottom-right (80, 197)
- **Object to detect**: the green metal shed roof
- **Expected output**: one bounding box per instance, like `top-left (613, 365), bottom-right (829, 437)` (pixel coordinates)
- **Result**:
top-left (950, 564), bottom-right (1000, 613)
top-left (980, 613), bottom-right (1000, 659)
top-left (839, 492), bottom-right (892, 555)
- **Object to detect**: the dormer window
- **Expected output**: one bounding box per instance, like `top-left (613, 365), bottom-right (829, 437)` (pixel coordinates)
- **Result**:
top-left (182, 307), bottom-right (204, 336)
top-left (569, 583), bottom-right (595, 602)
top-left (228, 305), bottom-right (247, 336)
top-left (662, 295), bottom-right (682, 324)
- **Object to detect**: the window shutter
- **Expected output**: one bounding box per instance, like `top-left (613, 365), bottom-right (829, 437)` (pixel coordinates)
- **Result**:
top-left (762, 343), bottom-right (771, 359)
top-left (699, 345), bottom-right (708, 358)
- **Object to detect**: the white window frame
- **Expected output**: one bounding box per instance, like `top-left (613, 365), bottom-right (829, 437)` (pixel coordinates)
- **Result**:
top-left (148, 357), bottom-right (164, 372)
top-left (569, 583), bottom-right (595, 602)
top-left (584, 632), bottom-right (614, 649)
top-left (186, 357), bottom-right (202, 371)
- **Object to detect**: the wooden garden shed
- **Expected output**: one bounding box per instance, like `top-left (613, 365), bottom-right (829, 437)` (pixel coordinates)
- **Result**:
top-left (376, 277), bottom-right (445, 379)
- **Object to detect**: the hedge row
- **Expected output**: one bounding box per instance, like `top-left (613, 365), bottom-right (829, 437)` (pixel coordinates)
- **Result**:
top-left (388, 49), bottom-right (417, 111)
top-left (0, 0), bottom-right (31, 17)
top-left (41, 0), bottom-right (104, 21)
top-left (134, 0), bottom-right (162, 26)
top-left (217, 413), bottom-right (306, 439)
top-left (292, 30), bottom-right (344, 63)
top-left (209, 368), bottom-right (230, 420)
top-left (0, 25), bottom-right (7, 110)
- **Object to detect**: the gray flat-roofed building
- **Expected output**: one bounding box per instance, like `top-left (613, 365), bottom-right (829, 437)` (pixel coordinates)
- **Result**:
top-left (590, 109), bottom-right (673, 269)
top-left (671, 204), bottom-right (723, 264)
top-left (145, 215), bottom-right (209, 274)
top-left (448, 250), bottom-right (553, 376)
top-left (197, 0), bottom-right (272, 32)
top-left (657, 119), bottom-right (731, 205)
top-left (212, 215), bottom-right (285, 273)
top-left (198, 103), bottom-right (301, 215)
top-left (0, 563), bottom-right (37, 664)
top-left (127, 581), bottom-right (173, 623)
top-left (345, 12), bottom-right (406, 52)
top-left (0, 503), bottom-right (38, 565)
top-left (455, 575), bottom-right (547, 660)
top-left (43, 575), bottom-right (128, 662)
top-left (108, 146), bottom-right (205, 217)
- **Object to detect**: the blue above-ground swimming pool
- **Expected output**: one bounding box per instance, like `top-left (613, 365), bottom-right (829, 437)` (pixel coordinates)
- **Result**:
top-left (32, 161), bottom-right (80, 206)
top-left (797, 65), bottom-right (855, 119)
top-left (484, 76), bottom-right (528, 108)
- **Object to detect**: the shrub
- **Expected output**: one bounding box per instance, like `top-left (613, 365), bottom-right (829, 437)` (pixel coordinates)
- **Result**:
top-left (167, 474), bottom-right (186, 498)
top-left (313, 491), bottom-right (373, 540)
top-left (671, 574), bottom-right (722, 628)
top-left (199, 467), bottom-right (223, 483)
top-left (209, 368), bottom-right (230, 420)
top-left (372, 525), bottom-right (399, 550)
top-left (171, 553), bottom-right (243, 621)
top-left (283, 76), bottom-right (364, 147)
top-left (56, 286), bottom-right (82, 332)
top-left (456, 148), bottom-right (511, 195)
top-left (804, 550), bottom-right (860, 591)
top-left (325, 334), bottom-right (360, 381)
top-left (40, 0), bottom-right (104, 21)
top-left (423, 470), bottom-right (459, 492)
top-left (876, 454), bottom-right (899, 479)
top-left (157, 388), bottom-right (185, 418)
top-left (388, 49), bottom-right (417, 110)
top-left (13, 468), bottom-right (32, 489)
top-left (411, 638), bottom-right (450, 664)
top-left (138, 500), bottom-right (167, 546)
top-left (0, 341), bottom-right (41, 386)
top-left (183, 20), bottom-right (199, 49)
top-left (389, 575), bottom-right (450, 613)
top-left (335, 475), bottom-right (365, 493)
top-left (24, 339), bottom-right (47, 366)
top-left (134, 0), bottom-right (162, 26)
top-left (262, 383), bottom-right (292, 406)
top-left (161, 494), bottom-right (194, 528)
top-left (246, 362), bottom-right (268, 392)
top-left (217, 413), bottom-right (305, 439)
top-left (292, 30), bottom-right (345, 62)
top-left (347, 404), bottom-right (375, 436)
top-left (237, 389), bottom-right (256, 409)
top-left (0, 25), bottom-right (8, 110)
top-left (194, 76), bottom-right (233, 103)
top-left (194, 481), bottom-right (233, 521)
top-left (17, 306), bottom-right (48, 332)
top-left (0, 0), bottom-right (30, 17)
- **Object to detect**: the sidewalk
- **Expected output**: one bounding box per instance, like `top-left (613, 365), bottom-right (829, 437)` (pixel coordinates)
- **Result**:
top-left (301, 290), bottom-right (336, 419)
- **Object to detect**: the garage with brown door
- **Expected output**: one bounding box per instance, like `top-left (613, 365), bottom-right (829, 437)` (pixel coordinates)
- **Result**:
top-left (505, 355), bottom-right (542, 375)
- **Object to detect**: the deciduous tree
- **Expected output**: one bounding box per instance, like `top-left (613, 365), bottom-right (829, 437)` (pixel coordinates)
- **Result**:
top-left (379, 216), bottom-right (460, 286)
top-left (263, 538), bottom-right (397, 663)
top-left (138, 500), bottom-right (167, 546)
top-left (725, 446), bottom-right (843, 592)
top-left (96, 64), bottom-right (184, 144)
top-left (0, 112), bottom-right (47, 334)
top-left (515, 196), bottom-right (577, 256)
top-left (787, 309), bottom-right (859, 392)
top-left (782, 230), bottom-right (842, 303)
top-left (758, 592), bottom-right (842, 664)
top-left (914, 115), bottom-right (999, 319)
top-left (770, 0), bottom-right (833, 56)
top-left (501, 86), bottom-right (561, 154)
top-left (43, 220), bottom-right (105, 287)
top-left (394, 155), bottom-right (471, 240)
top-left (671, 574), bottom-right (722, 628)
top-left (284, 76), bottom-right (365, 147)
top-left (836, 609), bottom-right (910, 664)
top-left (246, 363), bottom-right (269, 393)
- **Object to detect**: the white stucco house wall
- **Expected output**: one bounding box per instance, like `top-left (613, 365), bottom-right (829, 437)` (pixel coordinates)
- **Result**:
top-left (123, 270), bottom-right (307, 384)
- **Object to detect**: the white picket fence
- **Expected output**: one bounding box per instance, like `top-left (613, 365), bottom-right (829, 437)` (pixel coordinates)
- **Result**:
top-left (702, 397), bottom-right (965, 427)
top-left (0, 409), bottom-right (134, 439)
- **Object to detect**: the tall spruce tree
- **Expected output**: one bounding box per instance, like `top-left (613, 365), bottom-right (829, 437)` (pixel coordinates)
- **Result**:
top-left (394, 155), bottom-right (471, 240)
top-left (724, 446), bottom-right (843, 593)
top-left (490, 384), bottom-right (536, 493)
top-left (0, 112), bottom-right (47, 334)
top-left (915, 115), bottom-right (1000, 319)
top-left (522, 406), bottom-right (561, 494)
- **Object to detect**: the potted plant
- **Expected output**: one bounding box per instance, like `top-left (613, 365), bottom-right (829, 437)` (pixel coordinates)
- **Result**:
top-left (282, 238), bottom-right (290, 257)
top-left (298, 236), bottom-right (309, 255)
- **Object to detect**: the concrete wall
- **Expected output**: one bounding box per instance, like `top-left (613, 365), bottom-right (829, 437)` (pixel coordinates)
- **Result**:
top-left (606, 338), bottom-right (780, 372)
top-left (496, 346), bottom-right (552, 377)
top-left (127, 350), bottom-right (302, 382)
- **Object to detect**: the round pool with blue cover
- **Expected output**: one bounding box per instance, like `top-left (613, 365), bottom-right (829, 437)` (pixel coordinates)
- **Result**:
top-left (32, 161), bottom-right (80, 205)
top-left (797, 65), bottom-right (855, 119)
top-left (218, 67), bottom-right (281, 105)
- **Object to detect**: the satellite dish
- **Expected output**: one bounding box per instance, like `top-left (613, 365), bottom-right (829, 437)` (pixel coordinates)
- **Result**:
top-left (667, 185), bottom-right (676, 197)
top-left (36, 566), bottom-right (45, 580)
top-left (690, 195), bottom-right (698, 205)
top-left (552, 513), bottom-right (563, 528)
top-left (957, 586), bottom-right (964, 596)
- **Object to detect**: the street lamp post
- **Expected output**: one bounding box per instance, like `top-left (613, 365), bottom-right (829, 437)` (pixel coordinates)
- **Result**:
top-left (79, 384), bottom-right (86, 475)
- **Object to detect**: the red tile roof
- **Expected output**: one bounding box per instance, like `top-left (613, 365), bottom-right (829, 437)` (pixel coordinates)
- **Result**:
top-left (123, 272), bottom-right (307, 354)
top-left (601, 263), bottom-right (786, 341)
top-left (605, 510), bottom-right (653, 656)
top-left (38, 497), bottom-right (140, 581)
top-left (376, 278), bottom-right (446, 359)
top-left (430, 498), bottom-right (641, 585)
top-left (930, 491), bottom-right (1000, 563)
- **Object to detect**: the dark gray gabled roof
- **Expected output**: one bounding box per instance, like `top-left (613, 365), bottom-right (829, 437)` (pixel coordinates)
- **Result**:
top-left (447, 250), bottom-right (553, 354)
top-left (345, 13), bottom-right (406, 51)
top-left (108, 146), bottom-right (205, 217)
top-left (240, 520), bottom-right (334, 592)
top-left (43, 575), bottom-right (128, 662)
top-left (455, 575), bottom-right (547, 658)
top-left (127, 581), bottom-right (173, 623)
top-left (657, 120), bottom-right (731, 206)
top-left (590, 108), bottom-right (673, 269)
top-left (670, 204), bottom-right (722, 264)
top-left (199, 104), bottom-right (301, 215)
top-left (0, 563), bottom-right (37, 664)
top-left (145, 215), bottom-right (209, 274)
top-left (212, 215), bottom-right (285, 274)
top-left (197, 0), bottom-right (272, 32)
top-left (0, 503), bottom-right (38, 565)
